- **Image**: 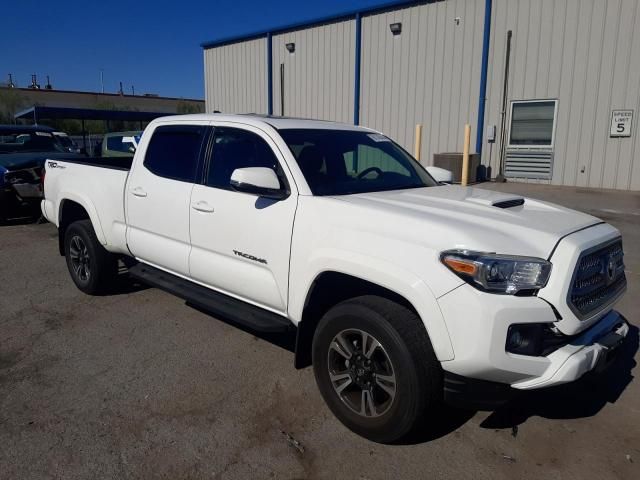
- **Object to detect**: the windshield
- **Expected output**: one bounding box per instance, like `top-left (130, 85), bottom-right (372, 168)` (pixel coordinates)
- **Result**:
top-left (56, 136), bottom-right (73, 148)
top-left (0, 131), bottom-right (65, 154)
top-left (279, 129), bottom-right (437, 195)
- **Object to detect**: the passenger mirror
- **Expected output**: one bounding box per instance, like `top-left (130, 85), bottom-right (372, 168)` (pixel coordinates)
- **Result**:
top-left (425, 166), bottom-right (453, 184)
top-left (230, 167), bottom-right (288, 200)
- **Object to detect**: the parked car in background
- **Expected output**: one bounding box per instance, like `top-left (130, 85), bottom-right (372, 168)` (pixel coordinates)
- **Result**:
top-left (0, 125), bottom-right (83, 223)
top-left (101, 131), bottom-right (142, 157)
top-left (42, 114), bottom-right (628, 442)
top-left (52, 131), bottom-right (81, 154)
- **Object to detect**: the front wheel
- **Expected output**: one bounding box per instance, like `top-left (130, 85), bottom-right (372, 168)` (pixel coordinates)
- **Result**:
top-left (312, 296), bottom-right (443, 443)
top-left (64, 219), bottom-right (117, 294)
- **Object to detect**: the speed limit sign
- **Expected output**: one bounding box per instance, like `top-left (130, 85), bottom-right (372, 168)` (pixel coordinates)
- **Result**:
top-left (610, 110), bottom-right (633, 137)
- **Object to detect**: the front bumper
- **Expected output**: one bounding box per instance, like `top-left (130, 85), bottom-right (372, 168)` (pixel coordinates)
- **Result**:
top-left (438, 282), bottom-right (629, 389)
top-left (442, 312), bottom-right (629, 409)
top-left (512, 311), bottom-right (628, 389)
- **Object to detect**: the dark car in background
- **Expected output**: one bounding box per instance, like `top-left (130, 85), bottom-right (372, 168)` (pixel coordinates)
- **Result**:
top-left (0, 125), bottom-right (83, 223)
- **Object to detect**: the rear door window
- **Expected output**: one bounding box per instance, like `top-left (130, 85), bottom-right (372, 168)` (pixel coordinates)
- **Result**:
top-left (143, 125), bottom-right (205, 182)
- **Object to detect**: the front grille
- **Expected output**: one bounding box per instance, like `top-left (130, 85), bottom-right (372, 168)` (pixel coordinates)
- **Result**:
top-left (569, 239), bottom-right (626, 317)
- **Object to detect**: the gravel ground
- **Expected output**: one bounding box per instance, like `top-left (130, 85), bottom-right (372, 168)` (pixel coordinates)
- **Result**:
top-left (1, 183), bottom-right (639, 480)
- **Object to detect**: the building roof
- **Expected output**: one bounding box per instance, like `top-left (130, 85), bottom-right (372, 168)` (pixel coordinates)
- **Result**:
top-left (201, 0), bottom-right (437, 49)
top-left (14, 106), bottom-right (175, 122)
top-left (1, 86), bottom-right (203, 103)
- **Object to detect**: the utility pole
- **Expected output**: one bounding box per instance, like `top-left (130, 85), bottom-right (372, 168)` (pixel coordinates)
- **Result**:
top-left (100, 69), bottom-right (104, 93)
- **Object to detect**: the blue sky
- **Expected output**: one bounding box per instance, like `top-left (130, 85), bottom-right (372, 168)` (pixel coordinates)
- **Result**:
top-left (3, 0), bottom-right (397, 99)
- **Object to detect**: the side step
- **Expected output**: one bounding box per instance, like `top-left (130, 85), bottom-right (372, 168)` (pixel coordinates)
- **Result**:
top-left (129, 263), bottom-right (292, 333)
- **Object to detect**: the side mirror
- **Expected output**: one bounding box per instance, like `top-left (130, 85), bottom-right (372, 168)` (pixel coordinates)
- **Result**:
top-left (425, 166), bottom-right (453, 184)
top-left (230, 167), bottom-right (288, 200)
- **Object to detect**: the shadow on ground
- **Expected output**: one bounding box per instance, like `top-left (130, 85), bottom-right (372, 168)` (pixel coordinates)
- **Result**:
top-left (481, 324), bottom-right (638, 430)
top-left (397, 406), bottom-right (477, 444)
top-left (0, 214), bottom-right (42, 227)
top-left (185, 302), bottom-right (297, 353)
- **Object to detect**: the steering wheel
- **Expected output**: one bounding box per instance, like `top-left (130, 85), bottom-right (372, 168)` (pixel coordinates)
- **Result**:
top-left (357, 166), bottom-right (383, 179)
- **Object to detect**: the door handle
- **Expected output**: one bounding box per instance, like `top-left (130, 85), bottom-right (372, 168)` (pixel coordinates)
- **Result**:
top-left (192, 201), bottom-right (214, 213)
top-left (131, 187), bottom-right (147, 198)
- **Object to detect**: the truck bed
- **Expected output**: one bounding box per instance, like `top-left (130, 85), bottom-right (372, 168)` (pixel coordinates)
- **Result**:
top-left (53, 156), bottom-right (134, 171)
top-left (42, 156), bottom-right (132, 255)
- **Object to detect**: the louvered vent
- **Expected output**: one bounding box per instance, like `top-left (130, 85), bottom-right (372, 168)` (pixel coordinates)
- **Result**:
top-left (505, 150), bottom-right (553, 179)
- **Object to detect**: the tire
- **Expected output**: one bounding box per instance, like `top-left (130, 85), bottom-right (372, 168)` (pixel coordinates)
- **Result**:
top-left (312, 295), bottom-right (442, 443)
top-left (64, 219), bottom-right (117, 295)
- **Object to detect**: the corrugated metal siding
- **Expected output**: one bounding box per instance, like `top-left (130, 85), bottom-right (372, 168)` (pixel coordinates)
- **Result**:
top-left (272, 20), bottom-right (355, 123)
top-left (359, 0), bottom-right (484, 165)
top-left (204, 37), bottom-right (267, 114)
top-left (483, 0), bottom-right (640, 190)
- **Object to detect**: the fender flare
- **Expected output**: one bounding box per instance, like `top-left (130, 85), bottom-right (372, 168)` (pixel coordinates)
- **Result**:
top-left (57, 192), bottom-right (107, 245)
top-left (291, 254), bottom-right (455, 362)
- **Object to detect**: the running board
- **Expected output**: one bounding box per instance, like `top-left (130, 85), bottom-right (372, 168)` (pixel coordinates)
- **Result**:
top-left (128, 263), bottom-right (292, 333)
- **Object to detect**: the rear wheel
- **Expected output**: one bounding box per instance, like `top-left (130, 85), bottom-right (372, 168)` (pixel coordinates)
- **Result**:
top-left (64, 219), bottom-right (117, 294)
top-left (312, 295), bottom-right (442, 443)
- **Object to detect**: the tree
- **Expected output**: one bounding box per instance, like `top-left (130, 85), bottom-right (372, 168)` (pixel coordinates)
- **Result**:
top-left (0, 88), bottom-right (27, 124)
top-left (176, 100), bottom-right (204, 114)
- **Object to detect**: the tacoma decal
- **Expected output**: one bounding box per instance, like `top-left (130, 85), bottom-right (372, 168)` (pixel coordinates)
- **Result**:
top-left (233, 250), bottom-right (267, 265)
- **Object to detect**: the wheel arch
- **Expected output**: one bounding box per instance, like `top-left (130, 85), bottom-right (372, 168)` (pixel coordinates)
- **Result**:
top-left (294, 270), bottom-right (453, 369)
top-left (57, 197), bottom-right (105, 255)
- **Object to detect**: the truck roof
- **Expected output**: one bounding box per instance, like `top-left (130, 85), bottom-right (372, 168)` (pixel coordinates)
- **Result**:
top-left (151, 113), bottom-right (374, 132)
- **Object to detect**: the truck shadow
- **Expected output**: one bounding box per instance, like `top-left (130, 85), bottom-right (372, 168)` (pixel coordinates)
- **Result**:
top-left (480, 323), bottom-right (638, 431)
top-left (102, 265), bottom-right (149, 296)
top-left (185, 302), bottom-right (297, 353)
top-left (398, 406), bottom-right (477, 444)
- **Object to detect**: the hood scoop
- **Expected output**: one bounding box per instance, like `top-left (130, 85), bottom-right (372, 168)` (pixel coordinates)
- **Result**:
top-left (493, 198), bottom-right (525, 209)
top-left (464, 192), bottom-right (526, 209)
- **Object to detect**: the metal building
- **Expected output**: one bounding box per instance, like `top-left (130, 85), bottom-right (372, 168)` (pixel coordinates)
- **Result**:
top-left (202, 0), bottom-right (640, 191)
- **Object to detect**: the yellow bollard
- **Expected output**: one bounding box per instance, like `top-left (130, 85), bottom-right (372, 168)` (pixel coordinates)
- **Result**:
top-left (414, 124), bottom-right (423, 161)
top-left (461, 124), bottom-right (471, 186)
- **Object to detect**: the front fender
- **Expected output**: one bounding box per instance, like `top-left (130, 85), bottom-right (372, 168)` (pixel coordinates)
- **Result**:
top-left (290, 248), bottom-right (455, 361)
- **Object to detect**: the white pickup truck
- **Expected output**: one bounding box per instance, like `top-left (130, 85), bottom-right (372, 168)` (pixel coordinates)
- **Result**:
top-left (42, 114), bottom-right (628, 442)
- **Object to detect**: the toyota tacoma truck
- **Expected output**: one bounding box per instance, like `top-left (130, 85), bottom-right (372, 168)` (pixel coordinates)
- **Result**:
top-left (41, 114), bottom-right (629, 443)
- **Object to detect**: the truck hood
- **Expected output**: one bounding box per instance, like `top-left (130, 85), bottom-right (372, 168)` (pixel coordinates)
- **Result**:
top-left (335, 185), bottom-right (601, 259)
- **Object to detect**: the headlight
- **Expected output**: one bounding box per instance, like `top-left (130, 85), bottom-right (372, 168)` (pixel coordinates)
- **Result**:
top-left (0, 165), bottom-right (7, 187)
top-left (440, 250), bottom-right (552, 295)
